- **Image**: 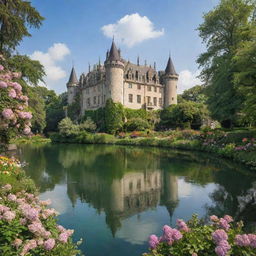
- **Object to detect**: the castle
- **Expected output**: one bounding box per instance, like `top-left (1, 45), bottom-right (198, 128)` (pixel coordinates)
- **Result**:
top-left (66, 40), bottom-right (179, 114)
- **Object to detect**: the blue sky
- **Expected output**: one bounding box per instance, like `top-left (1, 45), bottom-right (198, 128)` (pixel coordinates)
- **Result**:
top-left (19, 0), bottom-right (218, 94)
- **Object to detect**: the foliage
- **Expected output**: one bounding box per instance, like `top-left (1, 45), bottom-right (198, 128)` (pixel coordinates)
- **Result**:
top-left (143, 214), bottom-right (256, 256)
top-left (197, 0), bottom-right (256, 127)
top-left (124, 117), bottom-right (151, 131)
top-left (58, 117), bottom-right (79, 137)
top-left (160, 101), bottom-right (209, 129)
top-left (11, 135), bottom-right (51, 145)
top-left (0, 56), bottom-right (32, 144)
top-left (79, 117), bottom-right (96, 132)
top-left (0, 0), bottom-right (44, 54)
top-left (45, 92), bottom-right (66, 134)
top-left (181, 85), bottom-right (208, 103)
top-left (233, 34), bottom-right (256, 126)
top-left (67, 94), bottom-right (80, 122)
top-left (104, 99), bottom-right (124, 134)
top-left (7, 55), bottom-right (45, 86)
top-left (0, 156), bottom-right (82, 256)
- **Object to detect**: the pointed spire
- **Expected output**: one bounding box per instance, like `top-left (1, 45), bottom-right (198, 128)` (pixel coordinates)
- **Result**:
top-left (137, 56), bottom-right (140, 66)
top-left (108, 40), bottom-right (120, 61)
top-left (165, 56), bottom-right (177, 75)
top-left (68, 67), bottom-right (78, 85)
top-left (154, 61), bottom-right (156, 70)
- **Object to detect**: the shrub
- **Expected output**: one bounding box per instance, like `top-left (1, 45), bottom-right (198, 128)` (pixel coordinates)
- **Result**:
top-left (58, 117), bottom-right (79, 137)
top-left (144, 214), bottom-right (256, 256)
top-left (79, 117), bottom-right (96, 132)
top-left (124, 118), bottom-right (151, 131)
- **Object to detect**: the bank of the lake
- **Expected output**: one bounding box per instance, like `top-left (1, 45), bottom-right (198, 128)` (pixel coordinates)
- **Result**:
top-left (49, 129), bottom-right (256, 170)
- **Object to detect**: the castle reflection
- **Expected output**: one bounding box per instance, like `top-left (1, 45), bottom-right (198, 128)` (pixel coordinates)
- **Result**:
top-left (18, 144), bottom-right (256, 234)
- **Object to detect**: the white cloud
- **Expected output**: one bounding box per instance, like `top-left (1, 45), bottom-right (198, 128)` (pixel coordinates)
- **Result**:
top-left (177, 69), bottom-right (202, 94)
top-left (101, 13), bottom-right (164, 47)
top-left (30, 43), bottom-right (70, 86)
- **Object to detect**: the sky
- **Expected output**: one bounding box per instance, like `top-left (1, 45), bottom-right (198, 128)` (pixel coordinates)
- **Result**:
top-left (18, 0), bottom-right (219, 94)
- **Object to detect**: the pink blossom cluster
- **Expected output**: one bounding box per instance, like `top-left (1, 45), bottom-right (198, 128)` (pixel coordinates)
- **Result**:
top-left (148, 224), bottom-right (183, 250)
top-left (0, 61), bottom-right (32, 135)
top-left (235, 234), bottom-right (256, 248)
top-left (212, 229), bottom-right (230, 256)
top-left (176, 219), bottom-right (189, 232)
top-left (210, 215), bottom-right (233, 231)
top-left (0, 184), bottom-right (75, 255)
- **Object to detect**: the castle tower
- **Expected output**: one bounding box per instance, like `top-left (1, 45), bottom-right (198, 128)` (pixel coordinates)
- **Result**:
top-left (66, 67), bottom-right (79, 105)
top-left (164, 56), bottom-right (179, 107)
top-left (104, 40), bottom-right (124, 104)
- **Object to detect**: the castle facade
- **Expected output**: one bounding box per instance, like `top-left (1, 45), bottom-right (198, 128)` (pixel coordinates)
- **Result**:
top-left (66, 41), bottom-right (179, 114)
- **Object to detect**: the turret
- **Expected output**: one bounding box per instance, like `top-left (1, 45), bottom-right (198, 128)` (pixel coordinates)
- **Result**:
top-left (104, 40), bottom-right (124, 104)
top-left (66, 67), bottom-right (79, 105)
top-left (163, 56), bottom-right (178, 107)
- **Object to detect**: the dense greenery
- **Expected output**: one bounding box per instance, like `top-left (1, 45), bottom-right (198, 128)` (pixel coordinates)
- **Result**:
top-left (0, 0), bottom-right (44, 55)
top-left (197, 0), bottom-right (256, 127)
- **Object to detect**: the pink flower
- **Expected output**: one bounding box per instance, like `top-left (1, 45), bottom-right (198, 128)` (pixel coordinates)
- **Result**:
top-left (0, 81), bottom-right (7, 88)
top-left (12, 238), bottom-right (22, 248)
top-left (0, 204), bottom-right (10, 213)
top-left (219, 218), bottom-right (230, 231)
top-left (8, 88), bottom-right (17, 98)
top-left (19, 203), bottom-right (39, 221)
top-left (2, 109), bottom-right (14, 120)
top-left (44, 238), bottom-right (55, 251)
top-left (162, 225), bottom-right (182, 245)
top-left (40, 199), bottom-right (52, 206)
top-left (12, 82), bottom-right (22, 92)
top-left (57, 225), bottom-right (66, 232)
top-left (58, 230), bottom-right (74, 243)
top-left (176, 219), bottom-right (189, 232)
top-left (7, 194), bottom-right (17, 201)
top-left (23, 126), bottom-right (31, 135)
top-left (235, 234), bottom-right (251, 247)
top-left (215, 240), bottom-right (231, 256)
top-left (248, 234), bottom-right (256, 248)
top-left (2, 210), bottom-right (16, 221)
top-left (21, 239), bottom-right (37, 256)
top-left (149, 235), bottom-right (159, 249)
top-left (223, 215), bottom-right (233, 223)
top-left (0, 64), bottom-right (4, 71)
top-left (212, 229), bottom-right (228, 244)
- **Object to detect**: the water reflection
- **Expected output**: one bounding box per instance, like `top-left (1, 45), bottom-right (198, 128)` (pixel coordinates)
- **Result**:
top-left (17, 144), bottom-right (256, 255)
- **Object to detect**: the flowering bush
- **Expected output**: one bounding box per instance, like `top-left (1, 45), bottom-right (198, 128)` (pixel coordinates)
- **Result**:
top-left (144, 215), bottom-right (256, 256)
top-left (0, 55), bottom-right (32, 144)
top-left (0, 184), bottom-right (82, 256)
top-left (0, 156), bottom-right (21, 176)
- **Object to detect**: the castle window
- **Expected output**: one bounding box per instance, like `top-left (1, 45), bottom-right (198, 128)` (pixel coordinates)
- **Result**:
top-left (147, 96), bottom-right (151, 104)
top-left (128, 83), bottom-right (132, 88)
top-left (103, 95), bottom-right (106, 103)
top-left (86, 88), bottom-right (89, 94)
top-left (137, 84), bottom-right (141, 90)
top-left (137, 95), bottom-right (141, 103)
top-left (137, 179), bottom-right (141, 189)
top-left (154, 86), bottom-right (157, 92)
top-left (172, 97), bottom-right (174, 101)
top-left (153, 97), bottom-right (157, 106)
top-left (148, 86), bottom-right (151, 91)
top-left (128, 94), bottom-right (133, 103)
top-left (159, 98), bottom-right (162, 106)
top-left (93, 96), bottom-right (96, 104)
top-left (135, 71), bottom-right (139, 80)
top-left (87, 98), bottom-right (90, 107)
top-left (159, 87), bottom-right (162, 93)
top-left (98, 96), bottom-right (100, 104)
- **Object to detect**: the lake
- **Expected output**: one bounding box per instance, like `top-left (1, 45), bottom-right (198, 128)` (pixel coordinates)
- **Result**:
top-left (17, 144), bottom-right (256, 256)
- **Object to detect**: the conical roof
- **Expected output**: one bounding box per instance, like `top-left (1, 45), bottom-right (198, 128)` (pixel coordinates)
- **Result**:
top-left (165, 57), bottom-right (177, 75)
top-left (68, 67), bottom-right (78, 85)
top-left (108, 41), bottom-right (120, 61)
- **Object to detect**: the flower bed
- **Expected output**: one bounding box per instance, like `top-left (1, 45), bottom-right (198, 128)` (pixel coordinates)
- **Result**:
top-left (0, 156), bottom-right (82, 256)
top-left (144, 215), bottom-right (256, 256)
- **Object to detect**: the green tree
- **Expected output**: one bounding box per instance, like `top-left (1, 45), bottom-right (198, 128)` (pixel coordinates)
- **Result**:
top-left (197, 0), bottom-right (255, 127)
top-left (58, 117), bottom-right (79, 137)
top-left (233, 32), bottom-right (256, 125)
top-left (105, 99), bottom-right (124, 134)
top-left (181, 85), bottom-right (207, 103)
top-left (79, 117), bottom-right (97, 132)
top-left (160, 101), bottom-right (209, 129)
top-left (0, 0), bottom-right (44, 54)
